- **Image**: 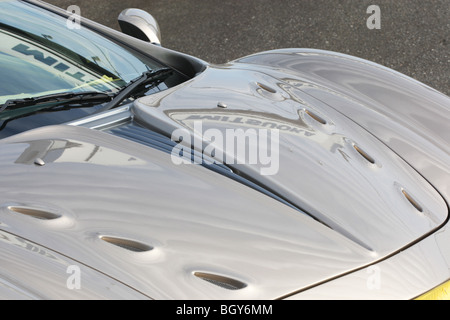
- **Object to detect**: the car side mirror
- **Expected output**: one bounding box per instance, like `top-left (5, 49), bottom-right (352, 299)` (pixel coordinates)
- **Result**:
top-left (118, 8), bottom-right (162, 45)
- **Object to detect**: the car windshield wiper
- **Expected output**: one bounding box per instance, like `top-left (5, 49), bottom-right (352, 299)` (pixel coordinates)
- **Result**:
top-left (0, 68), bottom-right (174, 133)
top-left (0, 91), bottom-right (113, 114)
top-left (0, 68), bottom-right (173, 115)
top-left (96, 67), bottom-right (173, 113)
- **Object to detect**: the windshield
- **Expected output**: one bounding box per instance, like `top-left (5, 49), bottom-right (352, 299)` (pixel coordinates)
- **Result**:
top-left (0, 0), bottom-right (171, 138)
top-left (0, 0), bottom-right (164, 104)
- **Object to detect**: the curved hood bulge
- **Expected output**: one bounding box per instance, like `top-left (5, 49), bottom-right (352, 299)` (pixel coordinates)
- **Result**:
top-left (133, 64), bottom-right (448, 256)
top-left (0, 125), bottom-right (385, 299)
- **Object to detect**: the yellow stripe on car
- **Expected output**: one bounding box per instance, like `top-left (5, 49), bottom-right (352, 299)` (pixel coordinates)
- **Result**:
top-left (415, 280), bottom-right (450, 300)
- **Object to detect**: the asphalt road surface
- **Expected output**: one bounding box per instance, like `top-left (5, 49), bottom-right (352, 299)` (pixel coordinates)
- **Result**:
top-left (46, 0), bottom-right (449, 95)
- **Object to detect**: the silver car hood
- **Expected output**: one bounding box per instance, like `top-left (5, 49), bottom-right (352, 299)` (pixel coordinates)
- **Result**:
top-left (0, 49), bottom-right (448, 299)
top-left (0, 125), bottom-right (383, 299)
top-left (134, 62), bottom-right (448, 253)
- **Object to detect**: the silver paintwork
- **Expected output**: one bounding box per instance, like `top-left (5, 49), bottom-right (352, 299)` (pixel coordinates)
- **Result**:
top-left (0, 125), bottom-right (381, 299)
top-left (133, 61), bottom-right (448, 255)
top-left (69, 105), bottom-right (133, 130)
top-left (0, 229), bottom-right (148, 299)
top-left (236, 49), bottom-right (450, 201)
top-left (118, 8), bottom-right (162, 45)
top-left (288, 225), bottom-right (450, 299)
top-left (1, 5), bottom-right (449, 299)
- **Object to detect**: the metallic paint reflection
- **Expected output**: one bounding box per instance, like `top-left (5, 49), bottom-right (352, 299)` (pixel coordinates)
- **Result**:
top-left (1, 1), bottom-right (449, 299)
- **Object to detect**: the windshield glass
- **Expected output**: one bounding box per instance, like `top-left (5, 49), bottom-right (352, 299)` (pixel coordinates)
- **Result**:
top-left (0, 0), bottom-right (163, 105)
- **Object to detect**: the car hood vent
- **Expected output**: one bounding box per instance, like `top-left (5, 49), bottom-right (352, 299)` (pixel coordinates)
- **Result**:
top-left (7, 205), bottom-right (61, 220)
top-left (194, 272), bottom-right (247, 290)
top-left (100, 235), bottom-right (153, 252)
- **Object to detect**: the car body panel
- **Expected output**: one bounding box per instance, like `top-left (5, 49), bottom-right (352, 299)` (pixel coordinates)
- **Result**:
top-left (0, 229), bottom-right (148, 299)
top-left (0, 0), bottom-right (449, 300)
top-left (133, 64), bottom-right (448, 255)
top-left (236, 49), bottom-right (450, 206)
top-left (0, 125), bottom-right (377, 299)
top-left (287, 223), bottom-right (450, 300)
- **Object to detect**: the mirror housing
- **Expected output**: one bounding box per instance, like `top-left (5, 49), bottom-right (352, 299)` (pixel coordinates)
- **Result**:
top-left (118, 9), bottom-right (162, 45)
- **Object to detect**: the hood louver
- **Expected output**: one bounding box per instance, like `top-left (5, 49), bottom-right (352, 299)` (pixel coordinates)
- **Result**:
top-left (194, 272), bottom-right (247, 291)
top-left (99, 235), bottom-right (153, 252)
top-left (7, 206), bottom-right (61, 220)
